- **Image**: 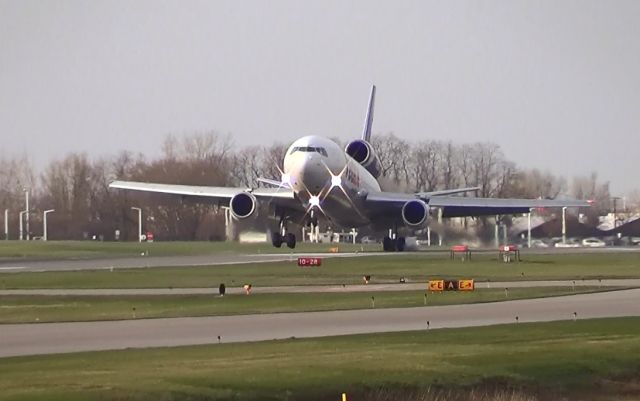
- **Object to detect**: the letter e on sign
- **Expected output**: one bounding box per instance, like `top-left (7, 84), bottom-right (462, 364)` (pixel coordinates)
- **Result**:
top-left (458, 279), bottom-right (475, 291)
top-left (428, 280), bottom-right (444, 291)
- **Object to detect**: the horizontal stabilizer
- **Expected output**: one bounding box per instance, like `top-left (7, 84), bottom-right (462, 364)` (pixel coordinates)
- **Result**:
top-left (418, 187), bottom-right (480, 198)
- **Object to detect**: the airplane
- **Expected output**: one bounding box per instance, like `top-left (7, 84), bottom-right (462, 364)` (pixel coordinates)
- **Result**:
top-left (110, 86), bottom-right (589, 251)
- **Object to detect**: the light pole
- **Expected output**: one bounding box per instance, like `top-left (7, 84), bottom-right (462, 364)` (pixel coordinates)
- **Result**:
top-left (43, 209), bottom-right (55, 241)
top-left (527, 208), bottom-right (533, 248)
top-left (437, 207), bottom-right (443, 246)
top-left (131, 207), bottom-right (142, 242)
top-left (494, 215), bottom-right (500, 248)
top-left (562, 207), bottom-right (567, 244)
top-left (3, 209), bottom-right (7, 240)
top-left (19, 210), bottom-right (26, 240)
top-left (611, 196), bottom-right (621, 229)
top-left (24, 189), bottom-right (30, 241)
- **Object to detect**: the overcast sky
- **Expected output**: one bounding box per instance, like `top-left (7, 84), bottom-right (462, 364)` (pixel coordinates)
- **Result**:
top-left (1, 0), bottom-right (638, 194)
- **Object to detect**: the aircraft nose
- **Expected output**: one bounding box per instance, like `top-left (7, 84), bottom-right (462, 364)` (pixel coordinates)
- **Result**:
top-left (301, 154), bottom-right (327, 193)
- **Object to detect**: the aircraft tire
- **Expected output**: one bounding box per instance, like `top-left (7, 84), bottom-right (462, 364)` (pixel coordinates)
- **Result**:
top-left (396, 237), bottom-right (406, 252)
top-left (382, 236), bottom-right (393, 252)
top-left (271, 232), bottom-right (283, 248)
top-left (285, 233), bottom-right (296, 249)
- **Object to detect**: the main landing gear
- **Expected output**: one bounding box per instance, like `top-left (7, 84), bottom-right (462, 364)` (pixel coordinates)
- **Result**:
top-left (271, 215), bottom-right (296, 249)
top-left (383, 224), bottom-right (406, 252)
top-left (382, 236), bottom-right (406, 252)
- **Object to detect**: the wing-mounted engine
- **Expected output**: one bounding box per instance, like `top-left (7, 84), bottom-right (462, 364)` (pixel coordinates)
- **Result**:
top-left (401, 199), bottom-right (430, 227)
top-left (229, 192), bottom-right (258, 219)
top-left (345, 139), bottom-right (382, 178)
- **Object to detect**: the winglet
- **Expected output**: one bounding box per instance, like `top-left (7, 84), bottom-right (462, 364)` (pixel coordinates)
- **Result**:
top-left (361, 85), bottom-right (376, 142)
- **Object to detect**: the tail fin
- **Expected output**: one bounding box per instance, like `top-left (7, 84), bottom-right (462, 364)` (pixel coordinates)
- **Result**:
top-left (361, 85), bottom-right (376, 142)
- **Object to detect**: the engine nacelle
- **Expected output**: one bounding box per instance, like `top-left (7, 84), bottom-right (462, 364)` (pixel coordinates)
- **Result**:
top-left (345, 139), bottom-right (382, 178)
top-left (229, 192), bottom-right (257, 220)
top-left (402, 199), bottom-right (429, 227)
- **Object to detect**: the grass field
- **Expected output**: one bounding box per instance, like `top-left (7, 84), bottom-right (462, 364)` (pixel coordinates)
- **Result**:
top-left (0, 240), bottom-right (379, 260)
top-left (1, 252), bottom-right (639, 289)
top-left (0, 318), bottom-right (639, 401)
top-left (0, 287), bottom-right (606, 324)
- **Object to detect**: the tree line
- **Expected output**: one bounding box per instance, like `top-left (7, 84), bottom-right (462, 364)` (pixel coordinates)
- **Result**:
top-left (0, 132), bottom-right (616, 241)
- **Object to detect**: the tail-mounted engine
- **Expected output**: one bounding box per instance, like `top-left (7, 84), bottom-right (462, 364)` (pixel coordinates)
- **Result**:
top-left (229, 192), bottom-right (257, 219)
top-left (402, 199), bottom-right (429, 227)
top-left (345, 139), bottom-right (382, 178)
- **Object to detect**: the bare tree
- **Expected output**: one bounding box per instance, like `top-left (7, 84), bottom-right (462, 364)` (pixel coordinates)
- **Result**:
top-left (230, 145), bottom-right (262, 187)
top-left (571, 172), bottom-right (610, 219)
top-left (510, 169), bottom-right (567, 199)
top-left (40, 153), bottom-right (95, 239)
top-left (439, 141), bottom-right (458, 190)
top-left (259, 142), bottom-right (289, 180)
top-left (371, 133), bottom-right (402, 179)
top-left (0, 155), bottom-right (35, 238)
top-left (411, 140), bottom-right (441, 192)
top-left (456, 143), bottom-right (475, 190)
top-left (471, 142), bottom-right (504, 197)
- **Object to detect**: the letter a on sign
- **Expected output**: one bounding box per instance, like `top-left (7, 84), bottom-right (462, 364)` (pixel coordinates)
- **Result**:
top-left (445, 280), bottom-right (458, 291)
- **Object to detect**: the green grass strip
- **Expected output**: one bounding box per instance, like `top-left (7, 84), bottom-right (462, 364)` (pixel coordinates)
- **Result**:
top-left (0, 287), bottom-right (611, 323)
top-left (0, 318), bottom-right (639, 401)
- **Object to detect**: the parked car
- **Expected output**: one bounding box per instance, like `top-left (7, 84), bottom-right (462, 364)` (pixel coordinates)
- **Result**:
top-left (360, 236), bottom-right (379, 244)
top-left (582, 237), bottom-right (606, 247)
top-left (530, 239), bottom-right (550, 248)
top-left (555, 239), bottom-right (581, 248)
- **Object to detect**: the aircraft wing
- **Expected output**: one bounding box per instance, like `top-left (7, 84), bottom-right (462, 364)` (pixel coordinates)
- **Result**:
top-left (427, 196), bottom-right (590, 217)
top-left (365, 190), bottom-right (589, 218)
top-left (109, 180), bottom-right (295, 202)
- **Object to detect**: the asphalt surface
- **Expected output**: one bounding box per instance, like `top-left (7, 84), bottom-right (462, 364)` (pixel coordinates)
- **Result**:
top-left (1, 288), bottom-right (639, 358)
top-left (1, 279), bottom-right (638, 296)
top-left (0, 247), bottom-right (638, 273)
top-left (0, 252), bottom-right (394, 273)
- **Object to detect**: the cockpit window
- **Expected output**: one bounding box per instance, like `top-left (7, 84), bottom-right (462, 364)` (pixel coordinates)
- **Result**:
top-left (289, 146), bottom-right (328, 157)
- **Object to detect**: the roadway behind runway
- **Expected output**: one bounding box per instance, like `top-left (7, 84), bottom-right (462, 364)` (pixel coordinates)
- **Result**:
top-left (2, 288), bottom-right (638, 358)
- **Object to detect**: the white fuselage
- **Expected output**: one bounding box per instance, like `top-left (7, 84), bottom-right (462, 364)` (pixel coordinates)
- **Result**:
top-left (283, 135), bottom-right (380, 227)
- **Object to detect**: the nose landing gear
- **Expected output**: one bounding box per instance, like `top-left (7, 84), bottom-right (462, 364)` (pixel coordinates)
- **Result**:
top-left (271, 232), bottom-right (296, 248)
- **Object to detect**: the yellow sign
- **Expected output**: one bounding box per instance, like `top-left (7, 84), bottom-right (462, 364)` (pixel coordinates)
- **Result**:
top-left (458, 279), bottom-right (475, 291)
top-left (429, 279), bottom-right (474, 291)
top-left (428, 280), bottom-right (444, 291)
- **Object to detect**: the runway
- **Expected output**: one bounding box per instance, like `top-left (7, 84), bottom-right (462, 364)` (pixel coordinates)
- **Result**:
top-left (1, 279), bottom-right (638, 296)
top-left (0, 251), bottom-right (402, 273)
top-left (1, 288), bottom-right (638, 358)
top-left (0, 247), bottom-right (638, 273)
